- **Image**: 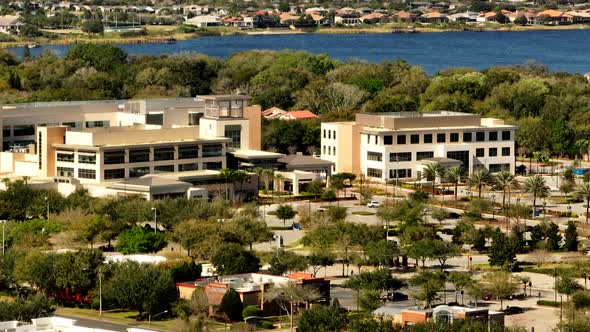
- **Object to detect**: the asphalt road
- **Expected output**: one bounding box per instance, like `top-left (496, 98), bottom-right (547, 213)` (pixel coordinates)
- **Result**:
top-left (56, 315), bottom-right (159, 332)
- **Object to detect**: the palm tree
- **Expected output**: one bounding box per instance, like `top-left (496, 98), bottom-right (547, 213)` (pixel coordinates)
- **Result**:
top-left (523, 175), bottom-right (550, 218)
top-left (493, 170), bottom-right (520, 209)
top-left (444, 166), bottom-right (463, 202)
top-left (274, 173), bottom-right (284, 198)
top-left (261, 168), bottom-right (274, 194)
top-left (423, 162), bottom-right (444, 197)
top-left (576, 182), bottom-right (590, 223)
top-left (217, 168), bottom-right (236, 200)
top-left (466, 169), bottom-right (494, 198)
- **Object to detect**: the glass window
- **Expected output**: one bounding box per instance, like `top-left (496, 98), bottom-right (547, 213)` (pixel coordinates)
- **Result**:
top-left (489, 148), bottom-right (498, 157)
top-left (502, 147), bottom-right (511, 156)
top-left (56, 167), bottom-right (74, 177)
top-left (476, 148), bottom-right (485, 157)
top-left (424, 134), bottom-right (433, 144)
top-left (129, 166), bottom-right (149, 178)
top-left (489, 131), bottom-right (498, 141)
top-left (437, 133), bottom-right (446, 143)
top-left (146, 113), bottom-right (163, 125)
top-left (154, 147), bottom-right (175, 161)
top-left (202, 144), bottom-right (222, 157)
top-left (375, 135), bottom-right (378, 145)
top-left (154, 165), bottom-right (174, 173)
top-left (383, 135), bottom-right (393, 145)
top-left (450, 133), bottom-right (459, 142)
top-left (203, 162), bottom-right (222, 170)
top-left (62, 122), bottom-right (82, 128)
top-left (333, 147), bottom-right (336, 155)
top-left (446, 151), bottom-right (469, 171)
top-left (333, 131), bottom-right (336, 140)
top-left (38, 132), bottom-right (42, 170)
top-left (103, 150), bottom-right (125, 164)
top-left (179, 145), bottom-right (199, 159)
top-left (323, 146), bottom-right (326, 154)
top-left (502, 131), bottom-right (511, 140)
top-left (188, 113), bottom-right (202, 126)
top-left (78, 168), bottom-right (96, 179)
top-left (390, 169), bottom-right (412, 179)
top-left (397, 135), bottom-right (406, 145)
top-left (416, 151), bottom-right (434, 160)
top-left (57, 152), bottom-right (74, 162)
top-left (86, 121), bottom-right (109, 128)
top-left (3, 126), bottom-right (10, 137)
top-left (390, 152), bottom-right (411, 162)
top-left (476, 131), bottom-right (485, 142)
top-left (463, 132), bottom-right (472, 142)
top-left (367, 152), bottom-right (382, 161)
top-left (323, 130), bottom-right (326, 138)
top-left (367, 135), bottom-right (370, 144)
top-left (411, 134), bottom-right (420, 144)
top-left (179, 163), bottom-right (198, 172)
top-left (489, 164), bottom-right (510, 173)
top-left (13, 124), bottom-right (35, 136)
top-left (224, 125), bottom-right (242, 149)
top-left (129, 149), bottom-right (150, 163)
top-left (78, 154), bottom-right (96, 164)
top-left (104, 169), bottom-right (125, 180)
top-left (367, 168), bottom-right (382, 178)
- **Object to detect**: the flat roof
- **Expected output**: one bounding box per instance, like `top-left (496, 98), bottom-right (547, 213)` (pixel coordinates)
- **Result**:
top-left (362, 110), bottom-right (472, 118)
top-left (360, 124), bottom-right (517, 133)
top-left (230, 149), bottom-right (285, 159)
top-left (197, 95), bottom-right (251, 101)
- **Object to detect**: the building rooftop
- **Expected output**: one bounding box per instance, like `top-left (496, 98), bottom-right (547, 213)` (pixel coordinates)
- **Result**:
top-left (278, 153), bottom-right (334, 166)
top-left (197, 95), bottom-right (251, 101)
top-left (231, 149), bottom-right (285, 159)
top-left (362, 110), bottom-right (471, 118)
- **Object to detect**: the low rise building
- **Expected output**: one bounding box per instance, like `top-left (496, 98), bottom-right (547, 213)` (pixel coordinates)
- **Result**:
top-left (321, 111), bottom-right (516, 182)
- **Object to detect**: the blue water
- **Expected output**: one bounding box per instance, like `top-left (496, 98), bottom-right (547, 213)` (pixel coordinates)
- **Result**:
top-left (9, 30), bottom-right (590, 74)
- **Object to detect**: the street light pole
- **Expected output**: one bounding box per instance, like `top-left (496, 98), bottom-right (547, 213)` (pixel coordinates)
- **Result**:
top-left (99, 266), bottom-right (102, 317)
top-left (148, 309), bottom-right (168, 325)
top-left (45, 196), bottom-right (49, 220)
top-left (151, 207), bottom-right (157, 234)
top-left (491, 195), bottom-right (496, 220)
top-left (1, 220), bottom-right (5, 255)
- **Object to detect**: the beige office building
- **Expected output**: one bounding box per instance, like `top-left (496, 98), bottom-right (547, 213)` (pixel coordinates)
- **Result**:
top-left (321, 111), bottom-right (517, 182)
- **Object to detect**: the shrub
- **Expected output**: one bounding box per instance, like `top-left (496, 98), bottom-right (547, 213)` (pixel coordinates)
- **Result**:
top-left (242, 305), bottom-right (263, 318)
top-left (261, 321), bottom-right (275, 329)
top-left (537, 300), bottom-right (559, 307)
top-left (115, 227), bottom-right (167, 254)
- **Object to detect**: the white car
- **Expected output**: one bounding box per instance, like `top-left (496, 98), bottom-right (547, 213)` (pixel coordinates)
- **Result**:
top-left (367, 201), bottom-right (380, 208)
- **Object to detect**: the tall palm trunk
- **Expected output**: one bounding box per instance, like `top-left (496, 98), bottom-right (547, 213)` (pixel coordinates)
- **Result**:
top-left (587, 198), bottom-right (589, 223)
top-left (454, 181), bottom-right (458, 202)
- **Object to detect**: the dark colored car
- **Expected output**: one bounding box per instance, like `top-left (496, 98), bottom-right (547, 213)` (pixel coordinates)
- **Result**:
top-left (448, 212), bottom-right (461, 219)
top-left (446, 302), bottom-right (460, 306)
top-left (482, 295), bottom-right (492, 301)
top-left (441, 228), bottom-right (454, 235)
top-left (503, 306), bottom-right (524, 315)
top-left (385, 292), bottom-right (409, 302)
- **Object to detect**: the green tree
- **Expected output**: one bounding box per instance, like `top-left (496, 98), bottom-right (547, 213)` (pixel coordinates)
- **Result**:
top-left (358, 289), bottom-right (382, 312)
top-left (219, 289), bottom-right (242, 322)
top-left (483, 271), bottom-right (518, 310)
top-left (298, 303), bottom-right (348, 332)
top-left (422, 162), bottom-right (444, 197)
top-left (555, 274), bottom-right (583, 301)
top-left (66, 44), bottom-right (127, 72)
top-left (493, 170), bottom-right (520, 209)
top-left (443, 166), bottom-right (463, 202)
top-left (102, 261), bottom-right (178, 318)
top-left (523, 175), bottom-right (550, 217)
top-left (409, 271), bottom-right (445, 308)
top-left (546, 222), bottom-right (561, 251)
top-left (564, 220), bottom-right (579, 252)
top-left (467, 169), bottom-right (494, 198)
top-left (344, 269), bottom-right (405, 294)
top-left (514, 16), bottom-right (528, 25)
top-left (275, 204), bottom-right (297, 226)
top-left (211, 243), bottom-right (259, 275)
top-left (230, 216), bottom-right (273, 250)
top-left (430, 240), bottom-right (460, 271)
top-left (116, 227), bottom-right (167, 254)
top-left (81, 19), bottom-right (104, 34)
top-left (268, 249), bottom-right (308, 275)
top-left (308, 251), bottom-right (336, 277)
top-left (577, 182), bottom-right (590, 223)
top-left (488, 229), bottom-right (516, 268)
top-left (447, 272), bottom-right (473, 303)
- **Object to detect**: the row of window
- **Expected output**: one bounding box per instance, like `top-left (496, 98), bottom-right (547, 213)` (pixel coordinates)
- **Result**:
top-left (367, 167), bottom-right (413, 179)
top-left (366, 148), bottom-right (511, 163)
top-left (3, 122), bottom-right (110, 138)
top-left (476, 147), bottom-right (511, 158)
top-left (367, 130), bottom-right (512, 146)
top-left (57, 152), bottom-right (97, 164)
top-left (103, 144), bottom-right (223, 165)
top-left (323, 145), bottom-right (336, 156)
top-left (323, 129), bottom-right (337, 140)
top-left (103, 162), bottom-right (223, 180)
top-left (56, 167), bottom-right (96, 179)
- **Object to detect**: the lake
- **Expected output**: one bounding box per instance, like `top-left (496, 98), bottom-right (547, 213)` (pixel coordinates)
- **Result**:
top-left (9, 29), bottom-right (590, 74)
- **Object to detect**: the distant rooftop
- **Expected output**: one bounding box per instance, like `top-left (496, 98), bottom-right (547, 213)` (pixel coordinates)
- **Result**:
top-left (362, 111), bottom-right (473, 118)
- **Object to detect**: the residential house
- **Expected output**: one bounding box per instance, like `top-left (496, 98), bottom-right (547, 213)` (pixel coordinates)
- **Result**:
top-left (448, 11), bottom-right (478, 22)
top-left (334, 14), bottom-right (362, 25)
top-left (394, 11), bottom-right (418, 22)
top-left (262, 107), bottom-right (287, 119)
top-left (356, 7), bottom-right (374, 15)
top-left (361, 12), bottom-right (389, 24)
top-left (0, 15), bottom-right (23, 34)
top-left (278, 110), bottom-right (319, 120)
top-left (222, 16), bottom-right (254, 28)
top-left (566, 10), bottom-right (590, 23)
top-left (185, 14), bottom-right (221, 27)
top-left (536, 9), bottom-right (573, 25)
top-left (309, 12), bottom-right (329, 25)
top-left (421, 11), bottom-right (449, 23)
top-left (279, 12), bottom-right (300, 25)
top-left (476, 12), bottom-right (497, 22)
top-left (335, 7), bottom-right (356, 15)
top-left (305, 6), bottom-right (327, 15)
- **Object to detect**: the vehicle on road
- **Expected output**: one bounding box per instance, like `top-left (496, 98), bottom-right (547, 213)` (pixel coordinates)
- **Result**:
top-left (384, 292), bottom-right (409, 302)
top-left (367, 201), bottom-right (380, 208)
top-left (441, 228), bottom-right (454, 235)
top-left (503, 306), bottom-right (524, 315)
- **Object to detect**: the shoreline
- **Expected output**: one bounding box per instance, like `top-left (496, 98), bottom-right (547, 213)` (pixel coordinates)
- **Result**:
top-left (0, 23), bottom-right (588, 49)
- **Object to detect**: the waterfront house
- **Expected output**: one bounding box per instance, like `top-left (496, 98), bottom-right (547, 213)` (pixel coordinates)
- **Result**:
top-left (448, 11), bottom-right (478, 22)
top-left (394, 11), bottom-right (418, 22)
top-left (361, 12), bottom-right (389, 24)
top-left (567, 10), bottom-right (590, 24)
top-left (0, 15), bottom-right (23, 34)
top-left (334, 14), bottom-right (362, 25)
top-left (279, 12), bottom-right (300, 25)
top-left (536, 10), bottom-right (573, 25)
top-left (476, 12), bottom-right (497, 22)
top-left (185, 14), bottom-right (221, 27)
top-left (421, 11), bottom-right (449, 23)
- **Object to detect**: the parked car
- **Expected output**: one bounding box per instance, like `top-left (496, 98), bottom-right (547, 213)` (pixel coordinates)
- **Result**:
top-left (503, 306), bottom-right (524, 315)
top-left (367, 201), bottom-right (381, 208)
top-left (384, 292), bottom-right (409, 302)
top-left (446, 301), bottom-right (460, 306)
top-left (448, 212), bottom-right (461, 219)
top-left (441, 228), bottom-right (454, 235)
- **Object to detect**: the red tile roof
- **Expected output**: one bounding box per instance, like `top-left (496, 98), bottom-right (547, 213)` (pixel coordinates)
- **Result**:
top-left (283, 110), bottom-right (319, 119)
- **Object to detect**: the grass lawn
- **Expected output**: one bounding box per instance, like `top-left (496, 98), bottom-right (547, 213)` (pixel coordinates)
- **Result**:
top-left (56, 307), bottom-right (227, 331)
top-left (351, 211), bottom-right (375, 216)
